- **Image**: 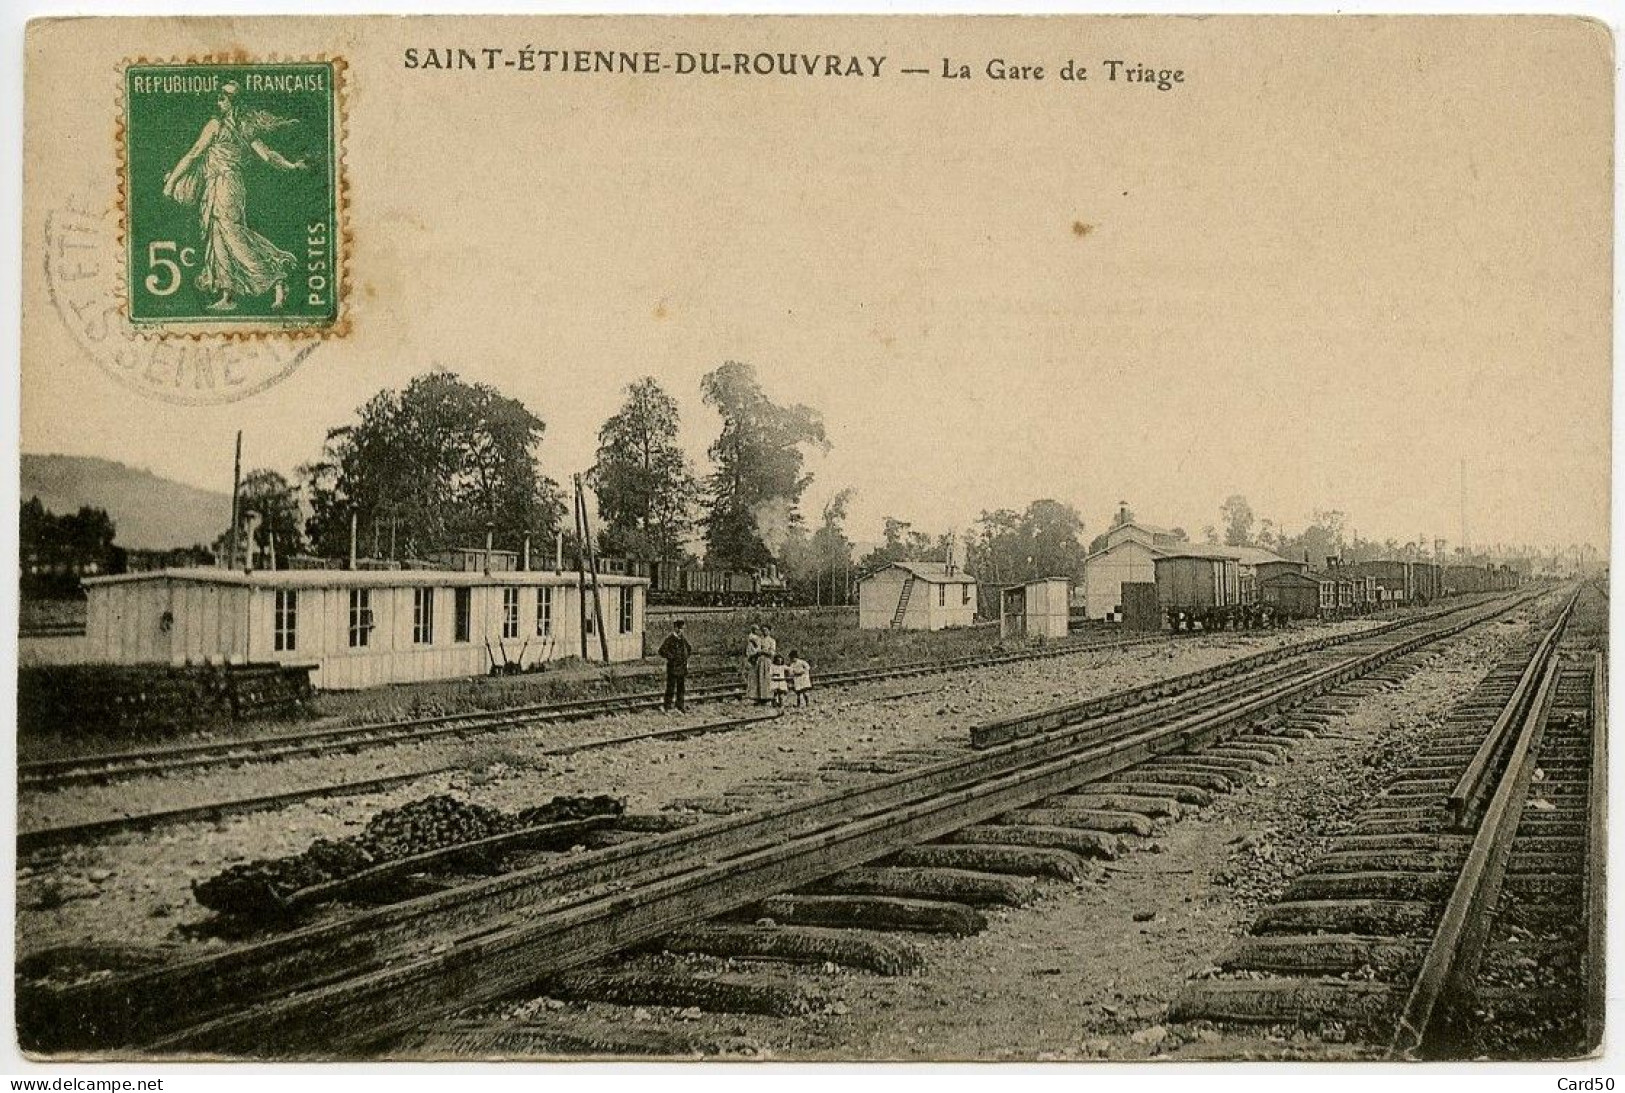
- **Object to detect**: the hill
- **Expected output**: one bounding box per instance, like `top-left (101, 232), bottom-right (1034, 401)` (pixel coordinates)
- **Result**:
top-left (21, 454), bottom-right (232, 551)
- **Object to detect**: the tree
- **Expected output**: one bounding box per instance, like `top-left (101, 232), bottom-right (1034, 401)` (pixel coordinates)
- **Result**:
top-left (858, 515), bottom-right (937, 573)
top-left (966, 508), bottom-right (1025, 587)
top-left (700, 360), bottom-right (829, 567)
top-left (1220, 494), bottom-right (1255, 546)
top-left (303, 371), bottom-right (566, 560)
top-left (20, 498), bottom-right (120, 594)
top-left (777, 487), bottom-right (858, 603)
top-left (964, 501), bottom-right (1087, 585)
top-left (586, 377), bottom-right (699, 560)
top-left (1023, 499), bottom-right (1088, 577)
top-left (218, 469), bottom-right (305, 564)
top-left (809, 488), bottom-right (857, 603)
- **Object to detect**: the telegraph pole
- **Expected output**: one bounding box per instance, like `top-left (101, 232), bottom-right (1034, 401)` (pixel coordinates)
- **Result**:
top-left (575, 475), bottom-right (611, 663)
top-left (1459, 459), bottom-right (1469, 559)
top-left (226, 431), bottom-right (242, 570)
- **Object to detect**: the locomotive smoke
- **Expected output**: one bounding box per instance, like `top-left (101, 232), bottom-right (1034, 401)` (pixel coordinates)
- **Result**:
top-left (752, 496), bottom-right (796, 557)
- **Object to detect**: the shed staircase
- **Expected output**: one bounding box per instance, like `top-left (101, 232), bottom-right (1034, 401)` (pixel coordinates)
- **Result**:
top-left (890, 576), bottom-right (916, 628)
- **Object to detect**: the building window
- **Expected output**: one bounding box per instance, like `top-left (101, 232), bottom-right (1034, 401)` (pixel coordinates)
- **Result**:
top-left (584, 591), bottom-right (597, 636)
top-left (502, 587), bottom-right (520, 639)
top-left (347, 588), bottom-right (373, 648)
top-left (536, 586), bottom-right (553, 636)
top-left (413, 587), bottom-right (435, 645)
top-left (938, 584), bottom-right (946, 607)
top-left (454, 587), bottom-right (471, 642)
top-left (274, 589), bottom-right (297, 652)
top-left (962, 583), bottom-right (971, 606)
top-left (618, 586), bottom-right (634, 634)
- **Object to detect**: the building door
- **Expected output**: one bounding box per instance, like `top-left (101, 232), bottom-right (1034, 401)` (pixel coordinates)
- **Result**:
top-left (1002, 586), bottom-right (1027, 639)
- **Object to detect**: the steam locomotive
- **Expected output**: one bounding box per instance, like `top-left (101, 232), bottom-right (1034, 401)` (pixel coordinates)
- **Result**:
top-left (582, 557), bottom-right (794, 608)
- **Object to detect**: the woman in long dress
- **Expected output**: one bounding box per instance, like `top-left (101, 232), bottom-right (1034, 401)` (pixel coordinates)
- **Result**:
top-left (756, 627), bottom-right (777, 704)
top-left (161, 81), bottom-right (307, 311)
top-left (744, 626), bottom-right (765, 703)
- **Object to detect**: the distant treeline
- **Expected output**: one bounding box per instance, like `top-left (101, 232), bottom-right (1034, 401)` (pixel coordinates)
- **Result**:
top-left (20, 496), bottom-right (212, 598)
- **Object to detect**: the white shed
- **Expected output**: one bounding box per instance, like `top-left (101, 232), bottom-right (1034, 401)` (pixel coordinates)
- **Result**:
top-left (80, 567), bottom-right (648, 690)
top-left (1000, 578), bottom-right (1072, 640)
top-left (856, 562), bottom-right (977, 631)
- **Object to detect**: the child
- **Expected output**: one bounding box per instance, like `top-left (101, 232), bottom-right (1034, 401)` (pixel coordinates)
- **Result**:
top-left (789, 649), bottom-right (812, 708)
top-left (769, 654), bottom-right (790, 708)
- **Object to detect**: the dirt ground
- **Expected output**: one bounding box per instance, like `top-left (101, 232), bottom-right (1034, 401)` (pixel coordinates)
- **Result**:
top-left (475, 612), bottom-right (1527, 1061)
top-left (16, 619), bottom-right (1388, 961)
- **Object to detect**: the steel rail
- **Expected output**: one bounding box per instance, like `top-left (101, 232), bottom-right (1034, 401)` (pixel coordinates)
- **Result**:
top-left (1387, 601), bottom-right (1572, 1059)
top-left (1444, 591), bottom-right (1576, 827)
top-left (16, 711), bottom-right (783, 852)
top-left (18, 591), bottom-right (1521, 1056)
top-left (1584, 650), bottom-right (1607, 1054)
top-left (154, 599), bottom-right (1511, 1056)
top-left (19, 598), bottom-right (1512, 850)
top-left (20, 629), bottom-right (1171, 789)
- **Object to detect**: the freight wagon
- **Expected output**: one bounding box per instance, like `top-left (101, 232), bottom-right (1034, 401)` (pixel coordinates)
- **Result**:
top-left (647, 561), bottom-right (792, 608)
top-left (1259, 571), bottom-right (1323, 620)
top-left (1349, 560), bottom-right (1421, 607)
top-left (1155, 552), bottom-right (1242, 630)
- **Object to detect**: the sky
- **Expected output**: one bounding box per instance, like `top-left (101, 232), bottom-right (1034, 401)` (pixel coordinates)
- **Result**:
top-left (21, 16), bottom-right (1613, 555)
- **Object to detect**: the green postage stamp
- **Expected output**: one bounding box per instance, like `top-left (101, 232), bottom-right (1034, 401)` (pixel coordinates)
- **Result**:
top-left (123, 60), bottom-right (343, 334)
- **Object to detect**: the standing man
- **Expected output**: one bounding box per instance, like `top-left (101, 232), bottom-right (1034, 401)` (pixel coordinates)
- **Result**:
top-left (658, 619), bottom-right (693, 713)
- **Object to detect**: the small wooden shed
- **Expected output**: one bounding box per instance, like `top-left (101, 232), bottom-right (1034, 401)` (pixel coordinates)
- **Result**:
top-left (1000, 578), bottom-right (1071, 640)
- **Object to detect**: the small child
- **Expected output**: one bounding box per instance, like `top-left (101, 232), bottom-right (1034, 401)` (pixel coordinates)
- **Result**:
top-left (769, 654), bottom-right (790, 708)
top-left (789, 649), bottom-right (812, 707)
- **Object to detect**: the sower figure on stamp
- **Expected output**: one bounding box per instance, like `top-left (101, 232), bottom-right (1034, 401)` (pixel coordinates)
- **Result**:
top-left (162, 81), bottom-right (306, 312)
top-left (658, 619), bottom-right (692, 713)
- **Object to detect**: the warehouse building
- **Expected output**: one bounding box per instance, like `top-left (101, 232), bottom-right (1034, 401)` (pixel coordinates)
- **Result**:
top-left (80, 567), bottom-right (648, 690)
top-left (1079, 510), bottom-right (1188, 620)
top-left (857, 561), bottom-right (977, 631)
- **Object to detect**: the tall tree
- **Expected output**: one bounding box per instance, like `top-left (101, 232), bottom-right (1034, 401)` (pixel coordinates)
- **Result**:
top-left (1023, 499), bottom-right (1088, 577)
top-left (964, 501), bottom-right (1087, 584)
top-left (700, 360), bottom-right (829, 567)
top-left (810, 487), bottom-right (857, 603)
top-left (587, 377), bottom-right (699, 559)
top-left (858, 515), bottom-right (937, 573)
top-left (779, 487), bottom-right (859, 603)
top-left (1220, 494), bottom-right (1256, 546)
top-left (303, 371), bottom-right (566, 560)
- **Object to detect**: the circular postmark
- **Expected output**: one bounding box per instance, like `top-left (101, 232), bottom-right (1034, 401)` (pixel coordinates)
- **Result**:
top-left (44, 197), bottom-right (319, 406)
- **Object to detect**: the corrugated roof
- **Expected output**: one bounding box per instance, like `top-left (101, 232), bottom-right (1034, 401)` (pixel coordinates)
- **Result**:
top-left (83, 567), bottom-right (649, 590)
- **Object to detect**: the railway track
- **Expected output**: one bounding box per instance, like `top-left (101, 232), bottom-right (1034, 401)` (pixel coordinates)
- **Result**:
top-left (16, 588), bottom-right (1542, 1057)
top-left (20, 628), bottom-right (1171, 791)
top-left (18, 599), bottom-right (1501, 851)
top-left (1170, 583), bottom-right (1603, 1059)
